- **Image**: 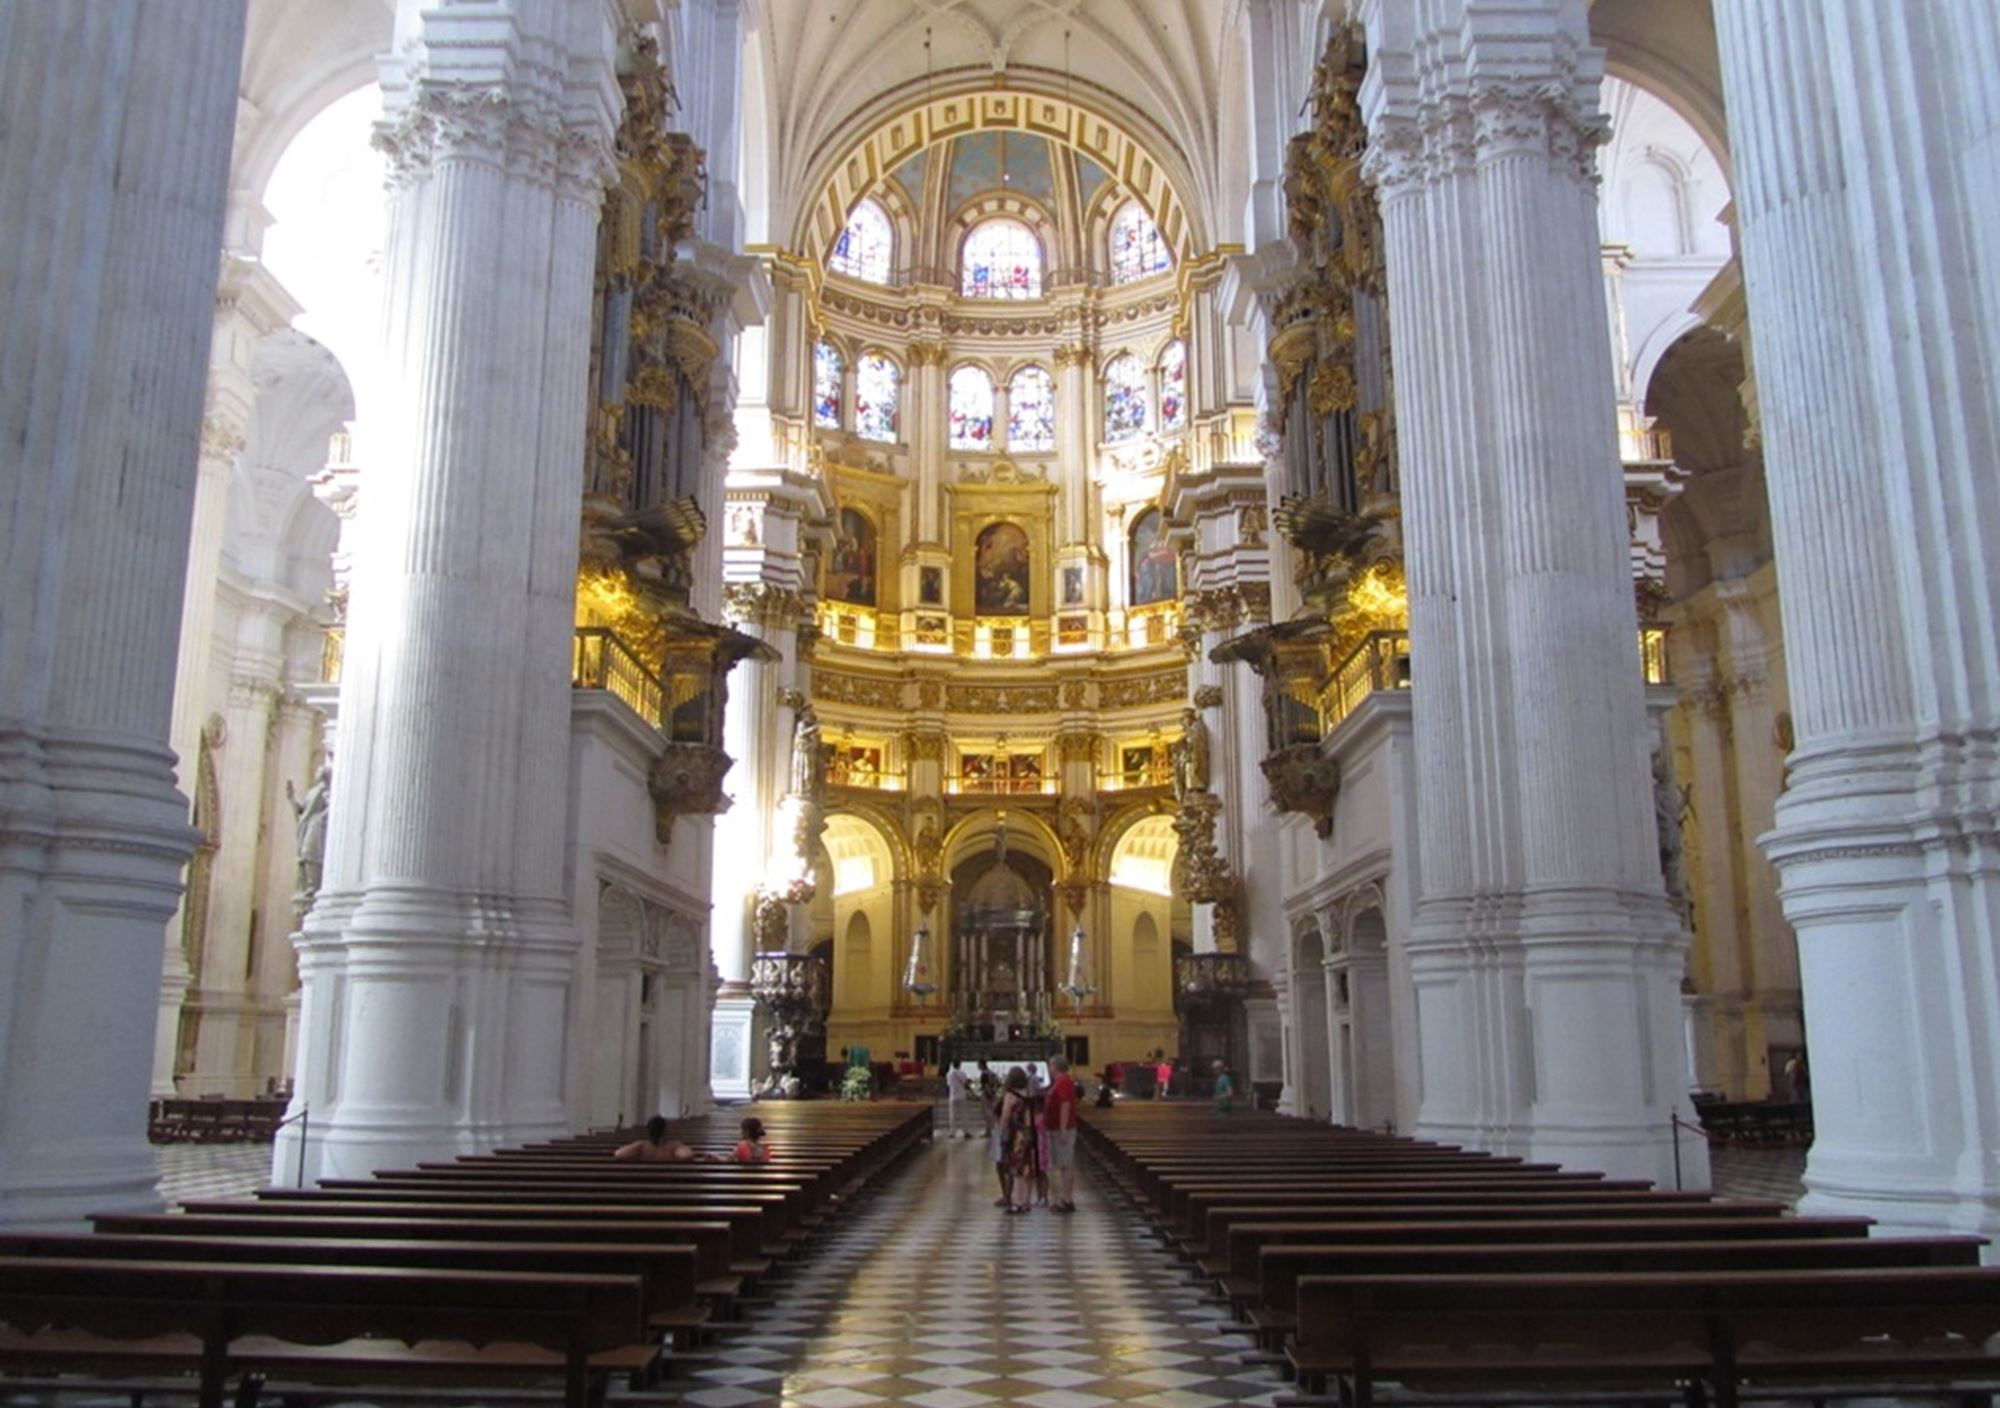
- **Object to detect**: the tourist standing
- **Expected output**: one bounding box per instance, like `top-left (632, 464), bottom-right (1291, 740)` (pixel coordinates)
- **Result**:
top-left (998, 1067), bottom-right (1038, 1213)
top-left (1212, 1059), bottom-right (1235, 1117)
top-left (945, 1062), bottom-right (971, 1139)
top-left (1044, 1055), bottom-right (1080, 1213)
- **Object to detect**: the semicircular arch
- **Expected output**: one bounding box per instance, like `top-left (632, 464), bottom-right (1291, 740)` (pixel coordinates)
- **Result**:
top-left (794, 80), bottom-right (1207, 269)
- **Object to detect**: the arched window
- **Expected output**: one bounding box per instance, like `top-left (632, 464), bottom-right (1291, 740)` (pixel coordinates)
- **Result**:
top-left (961, 218), bottom-right (1043, 299)
top-left (813, 341), bottom-right (844, 429)
top-left (1109, 203), bottom-right (1172, 284)
top-left (1103, 354), bottom-right (1147, 441)
top-left (1159, 340), bottom-right (1188, 432)
top-left (855, 353), bottom-right (900, 442)
top-left (1008, 366), bottom-right (1055, 452)
top-left (949, 366), bottom-right (994, 451)
top-left (830, 199), bottom-right (893, 283)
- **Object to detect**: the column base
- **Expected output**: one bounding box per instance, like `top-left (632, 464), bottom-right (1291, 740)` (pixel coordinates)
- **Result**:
top-left (273, 1106), bottom-right (572, 1186)
top-left (709, 993), bottom-right (757, 1101)
top-left (1798, 1154), bottom-right (2000, 1246)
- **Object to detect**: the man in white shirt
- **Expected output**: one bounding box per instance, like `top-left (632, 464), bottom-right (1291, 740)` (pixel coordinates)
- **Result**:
top-left (944, 1063), bottom-right (971, 1139)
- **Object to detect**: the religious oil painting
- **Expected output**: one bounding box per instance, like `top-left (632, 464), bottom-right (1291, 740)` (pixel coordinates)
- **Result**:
top-left (1061, 564), bottom-right (1084, 606)
top-left (828, 506), bottom-right (878, 606)
top-left (1130, 507), bottom-right (1177, 606)
top-left (975, 522), bottom-right (1031, 616)
top-left (919, 565), bottom-right (944, 605)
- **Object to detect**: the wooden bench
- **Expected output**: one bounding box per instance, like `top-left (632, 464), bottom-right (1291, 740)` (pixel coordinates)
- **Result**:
top-left (1248, 1235), bottom-right (1987, 1350)
top-left (1177, 1188), bottom-right (1743, 1255)
top-left (1287, 1265), bottom-right (2000, 1408)
top-left (92, 1211), bottom-right (743, 1304)
top-left (0, 1255), bottom-right (647, 1408)
top-left (1218, 1213), bottom-right (1876, 1289)
top-left (171, 1199), bottom-right (773, 1276)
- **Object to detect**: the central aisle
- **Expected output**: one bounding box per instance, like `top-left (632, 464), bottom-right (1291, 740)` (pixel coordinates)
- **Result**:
top-left (686, 1132), bottom-right (1287, 1408)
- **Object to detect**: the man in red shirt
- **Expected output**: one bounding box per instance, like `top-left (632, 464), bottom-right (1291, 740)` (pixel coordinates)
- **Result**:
top-left (1042, 1055), bottom-right (1081, 1213)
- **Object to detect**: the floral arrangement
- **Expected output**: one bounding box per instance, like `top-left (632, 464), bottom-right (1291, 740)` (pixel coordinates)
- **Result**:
top-left (840, 1065), bottom-right (874, 1102)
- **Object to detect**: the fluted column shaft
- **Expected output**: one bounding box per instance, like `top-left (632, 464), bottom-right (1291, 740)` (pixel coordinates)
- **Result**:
top-left (1718, 0), bottom-right (2000, 1239)
top-left (908, 345), bottom-right (946, 545)
top-left (278, 0), bottom-right (618, 1182)
top-left (1357, 0), bottom-right (1691, 1183)
top-left (0, 0), bottom-right (245, 1224)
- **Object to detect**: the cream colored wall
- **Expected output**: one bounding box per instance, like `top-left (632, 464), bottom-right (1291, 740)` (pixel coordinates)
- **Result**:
top-left (1667, 561), bottom-right (1799, 1099)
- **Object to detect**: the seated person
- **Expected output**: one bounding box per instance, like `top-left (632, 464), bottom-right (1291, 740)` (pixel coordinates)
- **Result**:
top-left (613, 1114), bottom-right (697, 1162)
top-left (731, 1115), bottom-right (772, 1164)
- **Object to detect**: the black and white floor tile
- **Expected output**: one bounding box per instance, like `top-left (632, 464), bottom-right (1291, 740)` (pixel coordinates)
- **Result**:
top-left (672, 1135), bottom-right (1285, 1408)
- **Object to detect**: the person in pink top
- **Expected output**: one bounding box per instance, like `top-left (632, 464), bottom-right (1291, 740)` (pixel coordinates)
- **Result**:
top-left (1042, 1055), bottom-right (1081, 1213)
top-left (732, 1115), bottom-right (772, 1164)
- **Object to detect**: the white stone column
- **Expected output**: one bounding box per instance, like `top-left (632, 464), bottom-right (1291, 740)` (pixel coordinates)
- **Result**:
top-left (1717, 0), bottom-right (2000, 1239)
top-left (1357, 0), bottom-right (1694, 1184)
top-left (277, 0), bottom-right (619, 1182)
top-left (0, 0), bottom-right (246, 1224)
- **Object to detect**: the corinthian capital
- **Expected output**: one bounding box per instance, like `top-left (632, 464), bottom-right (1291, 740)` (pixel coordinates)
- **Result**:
top-left (374, 84), bottom-right (615, 200)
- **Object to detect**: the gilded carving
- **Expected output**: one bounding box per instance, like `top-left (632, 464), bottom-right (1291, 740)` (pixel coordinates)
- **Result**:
top-left (945, 683), bottom-right (1060, 714)
top-left (1056, 730), bottom-right (1101, 766)
top-left (1262, 744), bottom-right (1342, 840)
top-left (813, 671), bottom-right (903, 709)
top-left (1099, 672), bottom-right (1188, 709)
top-left (902, 729), bottom-right (946, 764)
top-left (647, 742), bottom-right (735, 844)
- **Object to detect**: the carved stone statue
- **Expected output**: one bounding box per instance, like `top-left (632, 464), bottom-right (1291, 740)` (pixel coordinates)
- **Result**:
top-left (789, 702), bottom-right (824, 801)
top-left (1172, 706), bottom-right (1212, 799)
top-left (287, 763), bottom-right (332, 906)
top-left (1652, 746), bottom-right (1688, 906)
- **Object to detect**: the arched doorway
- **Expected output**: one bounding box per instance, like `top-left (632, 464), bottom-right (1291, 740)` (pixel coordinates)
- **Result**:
top-left (1292, 918), bottom-right (1332, 1122)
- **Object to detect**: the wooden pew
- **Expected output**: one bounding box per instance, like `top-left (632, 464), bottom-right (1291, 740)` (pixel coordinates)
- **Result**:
top-left (1286, 1265), bottom-right (2000, 1408)
top-left (1218, 1212), bottom-right (1874, 1290)
top-left (0, 1255), bottom-right (646, 1408)
top-left (93, 1211), bottom-right (743, 1304)
top-left (174, 1198), bottom-right (773, 1274)
top-left (1176, 1187), bottom-right (1742, 1255)
top-left (1248, 1234), bottom-right (1987, 1348)
top-left (0, 1231), bottom-right (703, 1338)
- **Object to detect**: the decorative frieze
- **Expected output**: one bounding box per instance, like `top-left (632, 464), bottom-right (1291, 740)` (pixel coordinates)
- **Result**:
top-left (813, 670), bottom-right (904, 710)
top-left (945, 682), bottom-right (1061, 715)
top-left (1098, 672), bottom-right (1187, 709)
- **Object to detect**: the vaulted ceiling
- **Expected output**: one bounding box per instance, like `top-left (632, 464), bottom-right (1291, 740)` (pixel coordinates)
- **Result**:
top-left (743, 0), bottom-right (1263, 252)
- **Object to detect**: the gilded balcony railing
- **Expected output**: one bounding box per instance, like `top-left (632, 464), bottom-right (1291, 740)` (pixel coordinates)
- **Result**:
top-left (572, 626), bottom-right (667, 728)
top-left (1321, 629), bottom-right (1411, 733)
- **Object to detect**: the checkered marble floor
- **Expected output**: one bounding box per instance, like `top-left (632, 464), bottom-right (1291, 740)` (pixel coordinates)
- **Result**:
top-left (678, 1136), bottom-right (1286, 1408)
top-left (153, 1141), bottom-right (279, 1205)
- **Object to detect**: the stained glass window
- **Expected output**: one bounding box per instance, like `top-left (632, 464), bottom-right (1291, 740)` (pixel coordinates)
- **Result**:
top-left (1008, 365), bottom-right (1055, 452)
top-left (813, 341), bottom-right (844, 429)
top-left (1103, 354), bottom-right (1147, 442)
top-left (961, 219), bottom-right (1043, 300)
top-left (949, 366), bottom-right (994, 451)
top-left (830, 199), bottom-right (892, 283)
top-left (855, 353), bottom-right (900, 443)
top-left (1159, 340), bottom-right (1188, 432)
top-left (1109, 203), bottom-right (1172, 284)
